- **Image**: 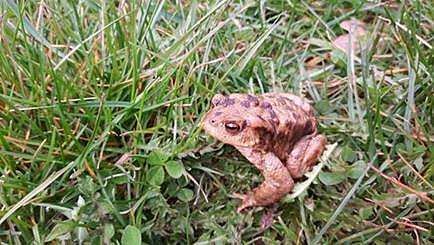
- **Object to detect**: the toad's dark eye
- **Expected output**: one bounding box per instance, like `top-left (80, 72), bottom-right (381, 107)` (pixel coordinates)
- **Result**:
top-left (224, 122), bottom-right (241, 134)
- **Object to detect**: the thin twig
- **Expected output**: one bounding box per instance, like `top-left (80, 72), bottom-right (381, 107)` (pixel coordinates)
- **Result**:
top-left (368, 163), bottom-right (434, 205)
top-left (398, 153), bottom-right (433, 188)
top-left (386, 216), bottom-right (429, 232)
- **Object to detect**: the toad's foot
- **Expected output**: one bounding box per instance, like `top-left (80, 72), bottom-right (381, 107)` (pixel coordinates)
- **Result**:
top-left (233, 192), bottom-right (257, 212)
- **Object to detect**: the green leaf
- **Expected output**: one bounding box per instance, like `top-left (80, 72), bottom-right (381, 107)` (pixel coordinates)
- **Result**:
top-left (395, 143), bottom-right (406, 152)
top-left (330, 48), bottom-right (346, 67)
top-left (166, 182), bottom-right (180, 197)
top-left (75, 226), bottom-right (89, 243)
top-left (111, 175), bottom-right (129, 184)
top-left (341, 146), bottom-right (356, 162)
top-left (285, 162), bottom-right (326, 201)
top-left (103, 223), bottom-right (115, 242)
top-left (176, 188), bottom-right (194, 202)
top-left (348, 160), bottom-right (367, 179)
top-left (45, 221), bottom-right (75, 242)
top-left (359, 207), bottom-right (373, 219)
top-left (78, 176), bottom-right (96, 197)
top-left (165, 160), bottom-right (184, 179)
top-left (315, 99), bottom-right (330, 114)
top-left (318, 171), bottom-right (346, 186)
top-left (121, 225), bottom-right (141, 245)
top-left (413, 157), bottom-right (424, 171)
top-left (146, 166), bottom-right (165, 186)
top-left (148, 150), bottom-right (169, 165)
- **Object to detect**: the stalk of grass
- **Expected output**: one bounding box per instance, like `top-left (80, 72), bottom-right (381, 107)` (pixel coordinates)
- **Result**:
top-left (311, 156), bottom-right (374, 244)
top-left (0, 161), bottom-right (75, 225)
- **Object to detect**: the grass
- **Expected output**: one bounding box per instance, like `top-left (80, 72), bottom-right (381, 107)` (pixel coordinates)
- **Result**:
top-left (0, 0), bottom-right (433, 244)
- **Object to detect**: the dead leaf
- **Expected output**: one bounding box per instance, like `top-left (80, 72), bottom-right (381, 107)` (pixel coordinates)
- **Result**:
top-left (259, 207), bottom-right (275, 232)
top-left (384, 67), bottom-right (408, 75)
top-left (304, 56), bottom-right (324, 68)
top-left (339, 19), bottom-right (367, 35)
top-left (332, 18), bottom-right (368, 54)
top-left (115, 152), bottom-right (132, 165)
top-left (333, 34), bottom-right (362, 53)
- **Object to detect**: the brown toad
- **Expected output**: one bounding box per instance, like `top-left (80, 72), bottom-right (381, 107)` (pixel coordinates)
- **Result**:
top-left (201, 93), bottom-right (327, 212)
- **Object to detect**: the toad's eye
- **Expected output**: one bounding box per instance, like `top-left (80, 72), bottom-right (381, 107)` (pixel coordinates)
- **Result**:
top-left (224, 122), bottom-right (241, 134)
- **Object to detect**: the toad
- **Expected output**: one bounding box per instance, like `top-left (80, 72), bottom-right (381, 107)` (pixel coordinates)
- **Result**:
top-left (201, 93), bottom-right (327, 212)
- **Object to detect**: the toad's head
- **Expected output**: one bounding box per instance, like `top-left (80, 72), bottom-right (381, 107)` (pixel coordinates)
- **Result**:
top-left (201, 94), bottom-right (273, 147)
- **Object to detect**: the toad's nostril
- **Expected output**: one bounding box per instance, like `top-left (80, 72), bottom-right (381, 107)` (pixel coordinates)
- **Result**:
top-left (210, 119), bottom-right (216, 124)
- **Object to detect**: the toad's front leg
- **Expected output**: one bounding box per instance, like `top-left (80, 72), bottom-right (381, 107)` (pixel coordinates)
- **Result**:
top-left (234, 148), bottom-right (294, 212)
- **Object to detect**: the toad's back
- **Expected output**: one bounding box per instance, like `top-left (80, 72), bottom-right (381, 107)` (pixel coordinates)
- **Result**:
top-left (201, 92), bottom-right (319, 161)
top-left (253, 93), bottom-right (318, 160)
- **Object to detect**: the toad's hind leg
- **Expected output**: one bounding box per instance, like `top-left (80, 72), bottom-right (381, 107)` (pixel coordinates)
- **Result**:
top-left (286, 134), bottom-right (327, 178)
top-left (234, 149), bottom-right (294, 212)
